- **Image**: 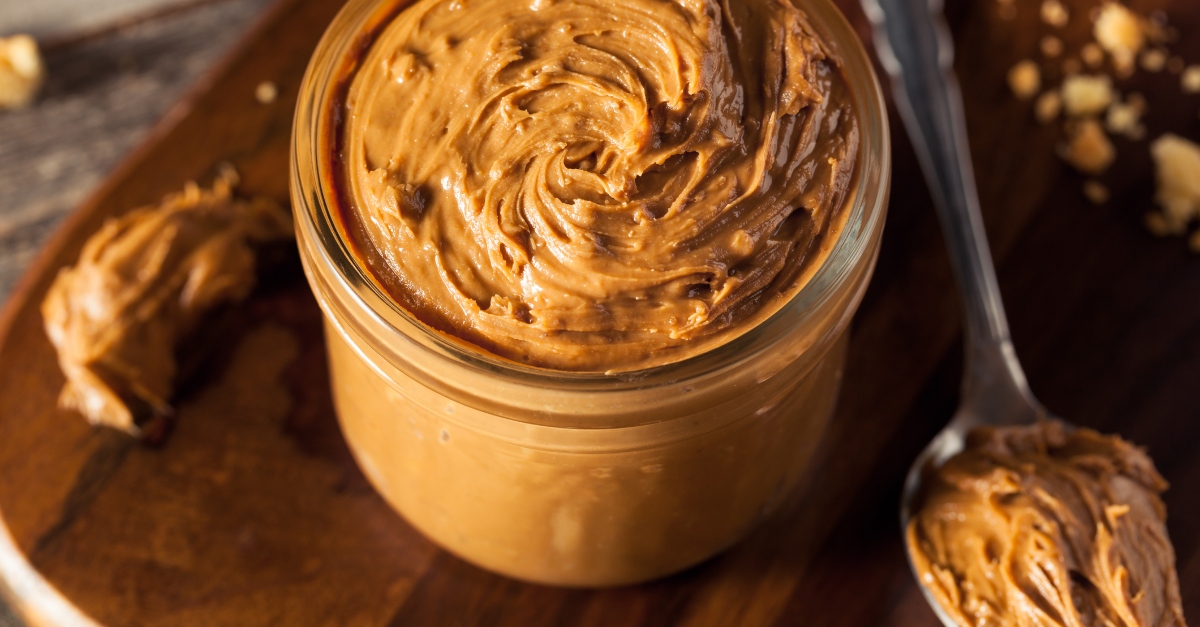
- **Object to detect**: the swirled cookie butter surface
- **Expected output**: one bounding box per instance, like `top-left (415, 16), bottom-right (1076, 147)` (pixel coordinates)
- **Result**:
top-left (338, 0), bottom-right (859, 370)
top-left (908, 421), bottom-right (1186, 627)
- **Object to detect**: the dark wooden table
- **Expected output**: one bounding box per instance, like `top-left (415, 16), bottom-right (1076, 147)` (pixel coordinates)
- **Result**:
top-left (0, 0), bottom-right (1197, 625)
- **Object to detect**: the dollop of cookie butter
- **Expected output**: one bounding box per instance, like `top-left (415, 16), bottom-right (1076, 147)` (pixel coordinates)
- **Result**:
top-left (42, 169), bottom-right (293, 437)
top-left (907, 421), bottom-right (1187, 627)
top-left (339, 0), bottom-right (859, 370)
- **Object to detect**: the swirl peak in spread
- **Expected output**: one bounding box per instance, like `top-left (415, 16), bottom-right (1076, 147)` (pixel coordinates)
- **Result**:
top-left (338, 0), bottom-right (859, 371)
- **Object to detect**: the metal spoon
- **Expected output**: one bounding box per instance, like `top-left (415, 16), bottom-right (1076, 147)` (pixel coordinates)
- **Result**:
top-left (858, 0), bottom-right (1053, 623)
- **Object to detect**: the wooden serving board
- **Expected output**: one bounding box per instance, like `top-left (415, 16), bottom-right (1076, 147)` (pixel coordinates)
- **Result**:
top-left (0, 0), bottom-right (1197, 625)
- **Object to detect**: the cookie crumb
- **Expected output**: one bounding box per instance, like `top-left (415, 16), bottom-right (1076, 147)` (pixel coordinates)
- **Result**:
top-left (1145, 211), bottom-right (1173, 237)
top-left (1041, 0), bottom-right (1069, 27)
top-left (1062, 74), bottom-right (1114, 117)
top-left (1081, 43), bottom-right (1105, 69)
top-left (1181, 66), bottom-right (1200, 94)
top-left (1040, 36), bottom-right (1064, 58)
top-left (1167, 56), bottom-right (1185, 74)
top-left (1083, 180), bottom-right (1110, 204)
top-left (1094, 2), bottom-right (1144, 74)
top-left (1150, 134), bottom-right (1200, 234)
top-left (1061, 119), bottom-right (1116, 174)
top-left (1140, 48), bottom-right (1167, 72)
top-left (1035, 90), bottom-right (1063, 123)
top-left (255, 81), bottom-right (279, 104)
top-left (1008, 61), bottom-right (1041, 100)
top-left (0, 35), bottom-right (44, 110)
top-left (1062, 58), bottom-right (1083, 76)
top-left (1106, 98), bottom-right (1145, 139)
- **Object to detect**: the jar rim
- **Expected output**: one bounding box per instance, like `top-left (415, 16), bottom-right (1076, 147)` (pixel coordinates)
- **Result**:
top-left (291, 0), bottom-right (891, 393)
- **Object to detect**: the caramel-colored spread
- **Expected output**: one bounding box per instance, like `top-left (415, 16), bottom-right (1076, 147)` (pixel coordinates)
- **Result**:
top-left (907, 420), bottom-right (1186, 627)
top-left (42, 169), bottom-right (293, 436)
top-left (337, 0), bottom-right (859, 370)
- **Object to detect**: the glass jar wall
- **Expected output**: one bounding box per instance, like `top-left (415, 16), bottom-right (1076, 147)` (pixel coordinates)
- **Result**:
top-left (291, 0), bottom-right (890, 586)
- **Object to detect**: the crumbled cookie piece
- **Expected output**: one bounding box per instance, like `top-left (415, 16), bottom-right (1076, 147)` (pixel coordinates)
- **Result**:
top-left (1035, 90), bottom-right (1063, 123)
top-left (1149, 134), bottom-right (1200, 235)
top-left (1094, 2), bottom-right (1144, 75)
top-left (0, 35), bottom-right (44, 110)
top-left (1141, 49), bottom-right (1167, 72)
top-left (1106, 97), bottom-right (1145, 139)
top-left (1061, 119), bottom-right (1116, 174)
top-left (998, 0), bottom-right (1200, 251)
top-left (1062, 74), bottom-right (1114, 117)
top-left (255, 81), bottom-right (278, 104)
top-left (1081, 43), bottom-right (1105, 69)
top-left (1008, 60), bottom-right (1041, 100)
top-left (41, 167), bottom-right (294, 437)
top-left (1041, 36), bottom-right (1064, 58)
top-left (1182, 66), bottom-right (1200, 94)
top-left (1188, 230), bottom-right (1200, 253)
top-left (1145, 211), bottom-right (1173, 237)
top-left (1041, 0), bottom-right (1069, 27)
top-left (1083, 180), bottom-right (1110, 204)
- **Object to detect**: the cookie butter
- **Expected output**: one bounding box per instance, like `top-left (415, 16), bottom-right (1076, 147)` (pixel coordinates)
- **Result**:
top-left (337, 0), bottom-right (859, 370)
top-left (907, 421), bottom-right (1186, 627)
top-left (42, 169), bottom-right (293, 436)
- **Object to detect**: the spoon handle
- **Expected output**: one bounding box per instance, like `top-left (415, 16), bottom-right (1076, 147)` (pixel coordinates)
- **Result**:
top-left (860, 0), bottom-right (1036, 412)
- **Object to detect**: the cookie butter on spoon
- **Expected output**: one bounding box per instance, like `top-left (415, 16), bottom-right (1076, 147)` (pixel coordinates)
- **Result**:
top-left (907, 421), bottom-right (1186, 627)
top-left (337, 0), bottom-right (858, 371)
top-left (860, 0), bottom-right (1187, 624)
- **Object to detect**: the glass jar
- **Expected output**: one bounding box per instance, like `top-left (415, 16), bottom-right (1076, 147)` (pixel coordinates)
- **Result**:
top-left (291, 0), bottom-right (890, 587)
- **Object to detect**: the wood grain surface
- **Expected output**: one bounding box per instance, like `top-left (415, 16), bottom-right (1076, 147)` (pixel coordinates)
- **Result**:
top-left (0, 0), bottom-right (1197, 625)
top-left (0, 0), bottom-right (275, 304)
top-left (0, 0), bottom-right (209, 43)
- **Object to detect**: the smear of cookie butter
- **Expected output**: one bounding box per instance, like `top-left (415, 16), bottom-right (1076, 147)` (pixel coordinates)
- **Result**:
top-left (907, 421), bottom-right (1186, 627)
top-left (42, 169), bottom-right (293, 436)
top-left (337, 0), bottom-right (859, 370)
